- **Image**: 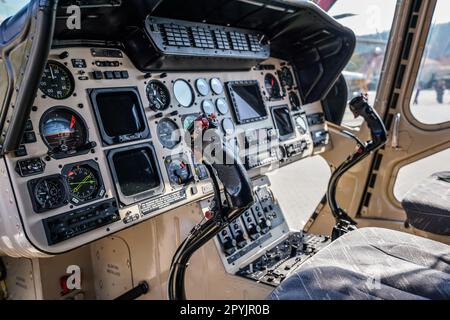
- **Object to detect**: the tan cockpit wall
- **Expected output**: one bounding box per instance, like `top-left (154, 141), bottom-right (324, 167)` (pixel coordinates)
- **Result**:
top-left (306, 0), bottom-right (450, 245)
top-left (3, 203), bottom-right (272, 300)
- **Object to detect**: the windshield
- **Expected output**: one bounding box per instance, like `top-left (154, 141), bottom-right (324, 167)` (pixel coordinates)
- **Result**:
top-left (314, 0), bottom-right (398, 127)
top-left (0, 0), bottom-right (29, 23)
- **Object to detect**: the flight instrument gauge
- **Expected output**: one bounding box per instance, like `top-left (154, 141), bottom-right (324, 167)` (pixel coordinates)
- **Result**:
top-left (182, 114), bottom-right (199, 131)
top-left (28, 175), bottom-right (68, 213)
top-left (39, 61), bottom-right (75, 100)
top-left (222, 118), bottom-right (236, 136)
top-left (279, 67), bottom-right (294, 88)
top-left (210, 78), bottom-right (224, 95)
top-left (146, 80), bottom-right (170, 111)
top-left (157, 118), bottom-right (181, 149)
top-left (294, 115), bottom-right (308, 135)
top-left (165, 156), bottom-right (193, 187)
top-left (264, 73), bottom-right (282, 100)
top-left (63, 161), bottom-right (105, 205)
top-left (40, 107), bottom-right (88, 155)
top-left (173, 79), bottom-right (194, 107)
top-left (202, 100), bottom-right (215, 115)
top-left (216, 98), bottom-right (229, 115)
top-left (195, 78), bottom-right (210, 96)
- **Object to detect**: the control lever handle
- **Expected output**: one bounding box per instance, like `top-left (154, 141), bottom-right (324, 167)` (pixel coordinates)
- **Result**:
top-left (349, 94), bottom-right (387, 149)
top-left (168, 113), bottom-right (254, 300)
top-left (187, 113), bottom-right (254, 219)
top-left (327, 94), bottom-right (387, 240)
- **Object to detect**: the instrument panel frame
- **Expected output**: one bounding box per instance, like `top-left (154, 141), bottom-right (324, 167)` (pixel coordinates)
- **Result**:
top-left (1, 46), bottom-right (329, 256)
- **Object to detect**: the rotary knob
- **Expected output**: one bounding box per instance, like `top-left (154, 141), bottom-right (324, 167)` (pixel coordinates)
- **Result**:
top-left (222, 236), bottom-right (237, 256)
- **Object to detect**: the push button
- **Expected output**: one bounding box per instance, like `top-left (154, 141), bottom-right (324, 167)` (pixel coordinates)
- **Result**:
top-left (93, 71), bottom-right (103, 80)
top-left (104, 71), bottom-right (114, 79)
top-left (14, 145), bottom-right (27, 157)
top-left (113, 71), bottom-right (122, 79)
top-left (120, 70), bottom-right (129, 79)
top-left (22, 131), bottom-right (36, 144)
top-left (25, 119), bottom-right (33, 131)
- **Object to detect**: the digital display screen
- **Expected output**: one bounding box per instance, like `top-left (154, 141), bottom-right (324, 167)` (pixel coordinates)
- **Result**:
top-left (90, 88), bottom-right (148, 144)
top-left (272, 106), bottom-right (295, 140)
top-left (228, 81), bottom-right (268, 124)
top-left (112, 146), bottom-right (161, 197)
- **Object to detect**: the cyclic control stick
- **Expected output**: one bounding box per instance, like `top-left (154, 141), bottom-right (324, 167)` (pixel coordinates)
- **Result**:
top-left (327, 94), bottom-right (387, 240)
top-left (167, 114), bottom-right (254, 300)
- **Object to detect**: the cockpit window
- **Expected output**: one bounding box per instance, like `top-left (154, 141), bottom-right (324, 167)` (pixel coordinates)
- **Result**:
top-left (410, 0), bottom-right (450, 125)
top-left (0, 0), bottom-right (29, 23)
top-left (319, 0), bottom-right (398, 127)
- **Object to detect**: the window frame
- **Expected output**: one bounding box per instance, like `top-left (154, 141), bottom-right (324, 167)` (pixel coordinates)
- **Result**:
top-left (402, 0), bottom-right (450, 131)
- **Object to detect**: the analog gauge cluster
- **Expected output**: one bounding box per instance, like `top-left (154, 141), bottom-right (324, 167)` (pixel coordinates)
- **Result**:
top-left (277, 66), bottom-right (302, 111)
top-left (39, 61), bottom-right (75, 100)
top-left (151, 77), bottom-right (232, 149)
top-left (27, 160), bottom-right (105, 213)
top-left (278, 66), bottom-right (294, 88)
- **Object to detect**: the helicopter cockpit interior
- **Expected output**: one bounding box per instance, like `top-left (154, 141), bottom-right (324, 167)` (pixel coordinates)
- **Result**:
top-left (0, 0), bottom-right (449, 301)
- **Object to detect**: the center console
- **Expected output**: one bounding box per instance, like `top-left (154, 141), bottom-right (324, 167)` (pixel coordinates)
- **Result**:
top-left (201, 176), bottom-right (331, 287)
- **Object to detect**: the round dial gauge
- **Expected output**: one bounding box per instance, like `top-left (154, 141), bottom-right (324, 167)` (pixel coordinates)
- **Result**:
top-left (289, 91), bottom-right (301, 111)
top-left (294, 115), bottom-right (308, 135)
top-left (222, 118), bottom-right (236, 136)
top-left (210, 78), bottom-right (224, 95)
top-left (264, 73), bottom-right (282, 100)
top-left (39, 61), bottom-right (75, 100)
top-left (66, 165), bottom-right (100, 202)
top-left (157, 118), bottom-right (181, 149)
top-left (166, 158), bottom-right (192, 186)
top-left (279, 67), bottom-right (294, 88)
top-left (33, 177), bottom-right (67, 211)
top-left (182, 114), bottom-right (199, 130)
top-left (40, 107), bottom-right (88, 154)
top-left (216, 98), bottom-right (229, 115)
top-left (146, 80), bottom-right (170, 111)
top-left (195, 78), bottom-right (210, 96)
top-left (202, 100), bottom-right (215, 115)
top-left (173, 79), bottom-right (194, 107)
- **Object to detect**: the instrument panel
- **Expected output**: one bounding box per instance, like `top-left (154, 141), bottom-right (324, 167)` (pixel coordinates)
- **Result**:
top-left (3, 46), bottom-right (330, 255)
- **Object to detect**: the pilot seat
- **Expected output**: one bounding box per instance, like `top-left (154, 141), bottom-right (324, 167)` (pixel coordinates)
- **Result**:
top-left (268, 227), bottom-right (450, 300)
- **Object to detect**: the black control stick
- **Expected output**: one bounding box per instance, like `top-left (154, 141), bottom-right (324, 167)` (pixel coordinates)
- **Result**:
top-left (327, 94), bottom-right (387, 240)
top-left (167, 114), bottom-right (254, 300)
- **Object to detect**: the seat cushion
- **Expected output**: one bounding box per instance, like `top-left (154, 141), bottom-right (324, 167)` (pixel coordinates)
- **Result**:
top-left (267, 227), bottom-right (450, 300)
top-left (402, 172), bottom-right (450, 235)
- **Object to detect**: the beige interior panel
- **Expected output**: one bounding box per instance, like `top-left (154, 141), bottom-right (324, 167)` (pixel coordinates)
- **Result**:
top-left (90, 236), bottom-right (133, 300)
top-left (3, 257), bottom-right (39, 300)
top-left (38, 245), bottom-right (96, 300)
top-left (110, 203), bottom-right (272, 300)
